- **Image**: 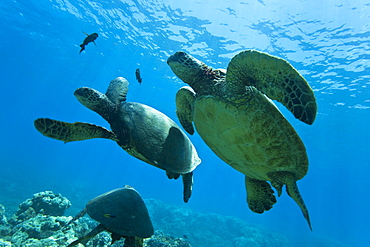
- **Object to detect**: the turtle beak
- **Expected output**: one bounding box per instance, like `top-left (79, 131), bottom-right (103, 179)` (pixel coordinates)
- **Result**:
top-left (167, 51), bottom-right (187, 65)
top-left (167, 55), bottom-right (176, 65)
top-left (74, 87), bottom-right (93, 107)
top-left (74, 87), bottom-right (88, 97)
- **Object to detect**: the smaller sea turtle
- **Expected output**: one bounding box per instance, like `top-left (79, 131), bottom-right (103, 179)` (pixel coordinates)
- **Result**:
top-left (65, 185), bottom-right (154, 247)
top-left (34, 77), bottom-right (201, 203)
top-left (167, 50), bottom-right (317, 230)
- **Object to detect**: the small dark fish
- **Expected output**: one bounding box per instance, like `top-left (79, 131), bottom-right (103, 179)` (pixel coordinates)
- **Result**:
top-left (79, 32), bottom-right (98, 54)
top-left (183, 234), bottom-right (188, 239)
top-left (103, 214), bottom-right (116, 218)
top-left (135, 68), bottom-right (142, 84)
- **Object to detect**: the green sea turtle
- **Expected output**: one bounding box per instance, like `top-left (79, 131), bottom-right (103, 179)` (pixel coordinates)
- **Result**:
top-left (65, 185), bottom-right (154, 247)
top-left (167, 50), bottom-right (317, 230)
top-left (34, 77), bottom-right (201, 203)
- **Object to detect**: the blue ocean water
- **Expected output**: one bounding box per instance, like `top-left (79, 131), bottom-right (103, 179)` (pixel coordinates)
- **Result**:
top-left (0, 0), bottom-right (369, 246)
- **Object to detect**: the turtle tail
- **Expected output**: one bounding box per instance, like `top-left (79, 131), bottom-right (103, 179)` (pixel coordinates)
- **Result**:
top-left (182, 172), bottom-right (193, 203)
top-left (286, 181), bottom-right (312, 231)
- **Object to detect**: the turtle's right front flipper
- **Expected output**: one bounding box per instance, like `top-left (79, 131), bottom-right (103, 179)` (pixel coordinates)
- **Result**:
top-left (34, 118), bottom-right (118, 143)
top-left (176, 86), bottom-right (196, 135)
top-left (106, 77), bottom-right (129, 105)
top-left (226, 50), bottom-right (317, 125)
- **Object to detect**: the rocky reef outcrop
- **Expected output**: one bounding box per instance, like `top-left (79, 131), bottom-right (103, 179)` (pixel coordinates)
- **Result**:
top-left (0, 191), bottom-right (75, 246)
top-left (0, 190), bottom-right (349, 247)
top-left (146, 199), bottom-right (289, 247)
top-left (9, 191), bottom-right (71, 224)
top-left (0, 191), bottom-right (293, 246)
top-left (0, 191), bottom-right (191, 246)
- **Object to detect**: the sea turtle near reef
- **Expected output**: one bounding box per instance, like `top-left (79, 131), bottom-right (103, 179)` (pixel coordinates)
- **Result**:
top-left (167, 50), bottom-right (317, 230)
top-left (34, 77), bottom-right (201, 203)
top-left (65, 185), bottom-right (154, 247)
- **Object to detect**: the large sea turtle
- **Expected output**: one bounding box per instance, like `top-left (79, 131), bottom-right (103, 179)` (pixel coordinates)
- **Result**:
top-left (167, 50), bottom-right (317, 230)
top-left (34, 77), bottom-right (201, 203)
top-left (65, 185), bottom-right (154, 247)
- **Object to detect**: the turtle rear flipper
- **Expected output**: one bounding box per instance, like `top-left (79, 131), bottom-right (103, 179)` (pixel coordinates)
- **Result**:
top-left (226, 50), bottom-right (317, 125)
top-left (34, 118), bottom-right (118, 143)
top-left (245, 176), bottom-right (276, 213)
top-left (67, 224), bottom-right (105, 247)
top-left (176, 86), bottom-right (196, 135)
top-left (122, 236), bottom-right (144, 247)
top-left (166, 171), bottom-right (180, 179)
top-left (165, 170), bottom-right (193, 203)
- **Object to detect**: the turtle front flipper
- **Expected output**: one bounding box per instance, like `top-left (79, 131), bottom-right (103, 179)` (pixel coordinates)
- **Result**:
top-left (245, 176), bottom-right (277, 213)
top-left (67, 223), bottom-right (105, 247)
top-left (34, 118), bottom-right (118, 143)
top-left (182, 171), bottom-right (193, 203)
top-left (226, 50), bottom-right (317, 125)
top-left (106, 77), bottom-right (129, 105)
top-left (176, 86), bottom-right (196, 135)
top-left (62, 208), bottom-right (87, 230)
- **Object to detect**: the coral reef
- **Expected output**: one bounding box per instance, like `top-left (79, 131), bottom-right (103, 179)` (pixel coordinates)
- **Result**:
top-left (0, 191), bottom-right (296, 246)
top-left (0, 191), bottom-right (75, 246)
top-left (0, 191), bottom-right (191, 247)
top-left (9, 191), bottom-right (71, 225)
top-left (146, 231), bottom-right (191, 247)
top-left (145, 199), bottom-right (289, 247)
top-left (0, 204), bottom-right (11, 238)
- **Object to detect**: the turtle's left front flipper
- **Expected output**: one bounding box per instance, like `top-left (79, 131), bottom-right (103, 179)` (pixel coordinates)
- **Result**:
top-left (226, 50), bottom-right (317, 125)
top-left (67, 224), bottom-right (105, 247)
top-left (175, 86), bottom-right (196, 135)
top-left (34, 118), bottom-right (118, 143)
top-left (62, 208), bottom-right (87, 231)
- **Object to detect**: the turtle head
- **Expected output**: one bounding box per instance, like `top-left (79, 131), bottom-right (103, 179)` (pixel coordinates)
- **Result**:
top-left (74, 87), bottom-right (115, 115)
top-left (167, 51), bottom-right (224, 92)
